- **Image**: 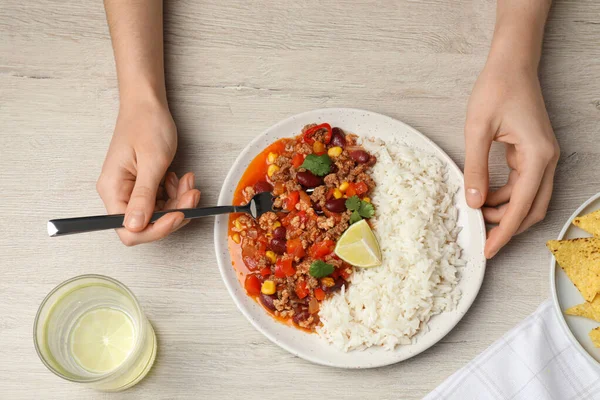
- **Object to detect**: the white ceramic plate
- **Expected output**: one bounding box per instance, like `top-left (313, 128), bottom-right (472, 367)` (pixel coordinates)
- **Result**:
top-left (215, 108), bottom-right (486, 368)
top-left (550, 192), bottom-right (600, 367)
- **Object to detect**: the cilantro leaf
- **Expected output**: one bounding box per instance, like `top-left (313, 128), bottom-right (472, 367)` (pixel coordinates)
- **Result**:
top-left (358, 201), bottom-right (375, 218)
top-left (309, 260), bottom-right (335, 278)
top-left (349, 210), bottom-right (362, 225)
top-left (300, 154), bottom-right (331, 177)
top-left (345, 196), bottom-right (361, 211)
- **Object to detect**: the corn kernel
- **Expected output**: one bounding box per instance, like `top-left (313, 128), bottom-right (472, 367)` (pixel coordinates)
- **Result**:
top-left (321, 277), bottom-right (335, 287)
top-left (261, 280), bottom-right (276, 295)
top-left (232, 233), bottom-right (241, 244)
top-left (273, 221), bottom-right (281, 229)
top-left (327, 146), bottom-right (343, 158)
top-left (267, 164), bottom-right (280, 177)
top-left (234, 219), bottom-right (243, 230)
top-left (313, 141), bottom-right (326, 154)
top-left (339, 182), bottom-right (349, 192)
top-left (362, 197), bottom-right (371, 203)
top-left (267, 152), bottom-right (278, 164)
top-left (265, 251), bottom-right (277, 263)
top-left (333, 189), bottom-right (343, 199)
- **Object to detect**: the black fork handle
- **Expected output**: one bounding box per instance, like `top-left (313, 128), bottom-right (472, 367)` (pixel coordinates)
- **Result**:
top-left (48, 205), bottom-right (246, 237)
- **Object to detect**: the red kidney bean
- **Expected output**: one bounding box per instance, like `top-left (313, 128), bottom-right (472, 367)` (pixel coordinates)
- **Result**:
top-left (296, 171), bottom-right (323, 188)
top-left (253, 181), bottom-right (273, 193)
top-left (325, 198), bottom-right (347, 213)
top-left (273, 226), bottom-right (286, 239)
top-left (293, 310), bottom-right (310, 325)
top-left (350, 150), bottom-right (370, 163)
top-left (323, 278), bottom-right (345, 293)
top-left (269, 238), bottom-right (287, 254)
top-left (330, 127), bottom-right (346, 148)
top-left (260, 294), bottom-right (277, 312)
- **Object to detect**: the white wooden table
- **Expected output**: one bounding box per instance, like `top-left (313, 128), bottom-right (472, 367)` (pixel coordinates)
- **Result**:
top-left (1, 1), bottom-right (599, 398)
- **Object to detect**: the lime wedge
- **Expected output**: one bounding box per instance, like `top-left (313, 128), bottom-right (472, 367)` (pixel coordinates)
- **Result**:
top-left (70, 308), bottom-right (135, 373)
top-left (334, 219), bottom-right (382, 268)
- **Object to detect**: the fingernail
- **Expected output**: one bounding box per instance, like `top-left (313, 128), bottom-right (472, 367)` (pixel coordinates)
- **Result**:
top-left (125, 210), bottom-right (145, 230)
top-left (194, 192), bottom-right (201, 206)
top-left (466, 188), bottom-right (482, 208)
top-left (188, 173), bottom-right (195, 190)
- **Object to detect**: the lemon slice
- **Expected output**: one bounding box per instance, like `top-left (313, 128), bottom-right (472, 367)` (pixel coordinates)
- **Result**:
top-left (70, 308), bottom-right (135, 373)
top-left (335, 219), bottom-right (382, 268)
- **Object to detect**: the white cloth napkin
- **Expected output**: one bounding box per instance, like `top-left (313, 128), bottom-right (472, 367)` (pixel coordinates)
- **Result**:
top-left (424, 300), bottom-right (600, 400)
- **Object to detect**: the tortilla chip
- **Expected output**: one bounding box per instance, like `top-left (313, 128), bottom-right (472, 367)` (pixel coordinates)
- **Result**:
top-left (566, 295), bottom-right (600, 322)
top-left (590, 327), bottom-right (600, 348)
top-left (573, 209), bottom-right (600, 237)
top-left (547, 238), bottom-right (600, 302)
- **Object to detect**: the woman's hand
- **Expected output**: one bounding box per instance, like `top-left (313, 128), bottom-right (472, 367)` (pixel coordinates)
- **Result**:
top-left (464, 60), bottom-right (559, 259)
top-left (96, 100), bottom-right (200, 246)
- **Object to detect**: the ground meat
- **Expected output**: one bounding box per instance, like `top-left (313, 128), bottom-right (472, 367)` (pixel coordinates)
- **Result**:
top-left (317, 216), bottom-right (335, 230)
top-left (242, 186), bottom-right (255, 203)
top-left (258, 212), bottom-right (278, 231)
top-left (357, 172), bottom-right (375, 190)
top-left (273, 289), bottom-right (291, 312)
top-left (335, 156), bottom-right (355, 178)
top-left (307, 276), bottom-right (319, 289)
top-left (271, 166), bottom-right (292, 183)
top-left (275, 155), bottom-right (291, 168)
top-left (233, 215), bottom-right (255, 232)
top-left (285, 180), bottom-right (302, 192)
top-left (326, 211), bottom-right (351, 241)
top-left (273, 196), bottom-right (283, 209)
top-left (323, 173), bottom-right (339, 188)
top-left (310, 185), bottom-right (327, 206)
top-left (298, 315), bottom-right (315, 329)
top-left (294, 142), bottom-right (313, 155)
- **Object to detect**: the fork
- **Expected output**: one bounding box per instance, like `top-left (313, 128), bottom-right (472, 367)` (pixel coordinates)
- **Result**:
top-left (47, 192), bottom-right (278, 237)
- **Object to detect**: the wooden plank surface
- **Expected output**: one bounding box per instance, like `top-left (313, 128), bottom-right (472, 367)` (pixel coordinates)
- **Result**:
top-left (1, 0), bottom-right (599, 398)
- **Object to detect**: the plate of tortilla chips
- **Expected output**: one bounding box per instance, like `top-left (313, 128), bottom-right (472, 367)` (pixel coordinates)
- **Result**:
top-left (548, 192), bottom-right (600, 366)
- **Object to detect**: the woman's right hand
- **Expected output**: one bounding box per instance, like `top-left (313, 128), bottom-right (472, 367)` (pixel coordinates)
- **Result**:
top-left (96, 99), bottom-right (201, 246)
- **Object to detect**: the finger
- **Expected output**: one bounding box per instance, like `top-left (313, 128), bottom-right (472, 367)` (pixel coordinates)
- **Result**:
top-left (155, 200), bottom-right (166, 211)
top-left (516, 164), bottom-right (556, 235)
top-left (464, 122), bottom-right (493, 208)
top-left (485, 170), bottom-right (519, 207)
top-left (177, 172), bottom-right (195, 199)
top-left (482, 204), bottom-right (508, 224)
top-left (177, 189), bottom-right (201, 209)
top-left (165, 172), bottom-right (179, 200)
top-left (117, 212), bottom-right (185, 246)
top-left (124, 157), bottom-right (167, 232)
top-left (484, 158), bottom-right (546, 258)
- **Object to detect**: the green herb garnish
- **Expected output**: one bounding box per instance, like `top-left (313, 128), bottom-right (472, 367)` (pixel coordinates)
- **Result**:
top-left (300, 154), bottom-right (331, 177)
top-left (346, 195), bottom-right (375, 224)
top-left (309, 260), bottom-right (335, 278)
top-left (358, 201), bottom-right (375, 218)
top-left (349, 210), bottom-right (362, 225)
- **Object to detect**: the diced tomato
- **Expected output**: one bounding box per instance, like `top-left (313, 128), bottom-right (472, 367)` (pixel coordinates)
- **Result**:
top-left (297, 210), bottom-right (308, 224)
top-left (243, 256), bottom-right (259, 271)
top-left (295, 281), bottom-right (309, 299)
top-left (281, 211), bottom-right (296, 227)
top-left (292, 153), bottom-right (305, 168)
top-left (325, 188), bottom-right (335, 200)
top-left (256, 241), bottom-right (267, 255)
top-left (244, 274), bottom-right (262, 296)
top-left (314, 288), bottom-right (326, 301)
top-left (309, 240), bottom-right (335, 260)
top-left (260, 266), bottom-right (271, 278)
top-left (286, 238), bottom-right (305, 258)
top-left (331, 268), bottom-right (341, 279)
top-left (346, 183), bottom-right (357, 197)
top-left (273, 182), bottom-right (285, 196)
top-left (284, 191), bottom-right (300, 211)
top-left (355, 181), bottom-right (368, 195)
top-left (299, 191), bottom-right (312, 206)
top-left (276, 257), bottom-right (295, 277)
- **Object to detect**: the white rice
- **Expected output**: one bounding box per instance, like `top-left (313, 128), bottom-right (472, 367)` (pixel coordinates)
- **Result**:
top-left (316, 139), bottom-right (464, 351)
